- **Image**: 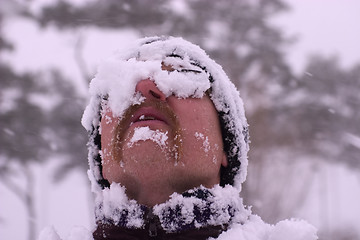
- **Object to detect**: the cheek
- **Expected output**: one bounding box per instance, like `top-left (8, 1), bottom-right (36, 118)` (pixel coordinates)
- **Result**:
top-left (178, 109), bottom-right (223, 163)
top-left (101, 119), bottom-right (117, 157)
top-left (100, 113), bottom-right (121, 180)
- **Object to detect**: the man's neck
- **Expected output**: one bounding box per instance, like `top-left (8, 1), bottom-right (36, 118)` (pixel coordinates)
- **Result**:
top-left (126, 182), bottom-right (176, 207)
top-left (123, 176), bottom-right (220, 207)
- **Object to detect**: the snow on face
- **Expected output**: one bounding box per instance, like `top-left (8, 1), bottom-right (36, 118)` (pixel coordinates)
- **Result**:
top-left (82, 36), bottom-right (249, 207)
top-left (100, 79), bottom-right (227, 207)
top-left (85, 56), bottom-right (210, 125)
top-left (127, 126), bottom-right (169, 148)
top-left (194, 132), bottom-right (211, 153)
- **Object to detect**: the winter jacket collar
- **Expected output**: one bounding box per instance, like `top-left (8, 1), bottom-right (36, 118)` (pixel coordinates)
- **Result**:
top-left (93, 221), bottom-right (225, 240)
top-left (93, 184), bottom-right (250, 239)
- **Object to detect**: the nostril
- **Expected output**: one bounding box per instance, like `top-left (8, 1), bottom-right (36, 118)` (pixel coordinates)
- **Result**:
top-left (136, 79), bottom-right (166, 101)
top-left (150, 90), bottom-right (161, 99)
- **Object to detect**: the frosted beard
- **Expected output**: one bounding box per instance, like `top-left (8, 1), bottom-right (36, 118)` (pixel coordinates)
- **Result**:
top-left (109, 99), bottom-right (183, 167)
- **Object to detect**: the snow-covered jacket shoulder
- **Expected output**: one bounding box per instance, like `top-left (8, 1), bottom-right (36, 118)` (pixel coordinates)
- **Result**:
top-left (213, 216), bottom-right (318, 240)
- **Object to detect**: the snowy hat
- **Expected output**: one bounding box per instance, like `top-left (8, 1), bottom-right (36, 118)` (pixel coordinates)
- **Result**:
top-left (82, 36), bottom-right (249, 193)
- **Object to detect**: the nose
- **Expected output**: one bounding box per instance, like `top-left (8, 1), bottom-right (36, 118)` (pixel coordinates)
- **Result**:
top-left (135, 79), bottom-right (166, 101)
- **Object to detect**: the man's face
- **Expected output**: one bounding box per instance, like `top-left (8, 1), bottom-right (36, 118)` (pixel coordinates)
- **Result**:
top-left (100, 76), bottom-right (227, 204)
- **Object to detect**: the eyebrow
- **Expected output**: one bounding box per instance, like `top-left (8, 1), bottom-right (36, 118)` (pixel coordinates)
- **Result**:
top-left (165, 53), bottom-right (203, 73)
top-left (178, 69), bottom-right (202, 74)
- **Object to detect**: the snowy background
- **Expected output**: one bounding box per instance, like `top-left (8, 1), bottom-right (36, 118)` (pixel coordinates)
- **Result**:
top-left (1, 0), bottom-right (360, 239)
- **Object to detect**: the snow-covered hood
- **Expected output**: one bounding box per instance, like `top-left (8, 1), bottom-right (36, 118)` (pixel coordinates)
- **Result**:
top-left (82, 35), bottom-right (249, 198)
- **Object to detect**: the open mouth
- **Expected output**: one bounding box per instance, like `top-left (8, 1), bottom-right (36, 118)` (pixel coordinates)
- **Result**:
top-left (130, 107), bottom-right (168, 126)
top-left (137, 115), bottom-right (159, 122)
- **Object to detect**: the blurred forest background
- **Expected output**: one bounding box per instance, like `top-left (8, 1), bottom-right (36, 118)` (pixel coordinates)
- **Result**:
top-left (1, 0), bottom-right (359, 240)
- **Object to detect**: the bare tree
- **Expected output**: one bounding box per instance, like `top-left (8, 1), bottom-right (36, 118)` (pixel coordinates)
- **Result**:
top-left (0, 9), bottom-right (87, 239)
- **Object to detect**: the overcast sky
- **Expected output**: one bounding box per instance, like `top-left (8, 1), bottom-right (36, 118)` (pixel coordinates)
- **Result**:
top-left (274, 0), bottom-right (360, 72)
top-left (3, 0), bottom-right (360, 78)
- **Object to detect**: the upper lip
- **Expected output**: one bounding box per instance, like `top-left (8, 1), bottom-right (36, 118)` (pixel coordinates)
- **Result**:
top-left (130, 107), bottom-right (169, 125)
